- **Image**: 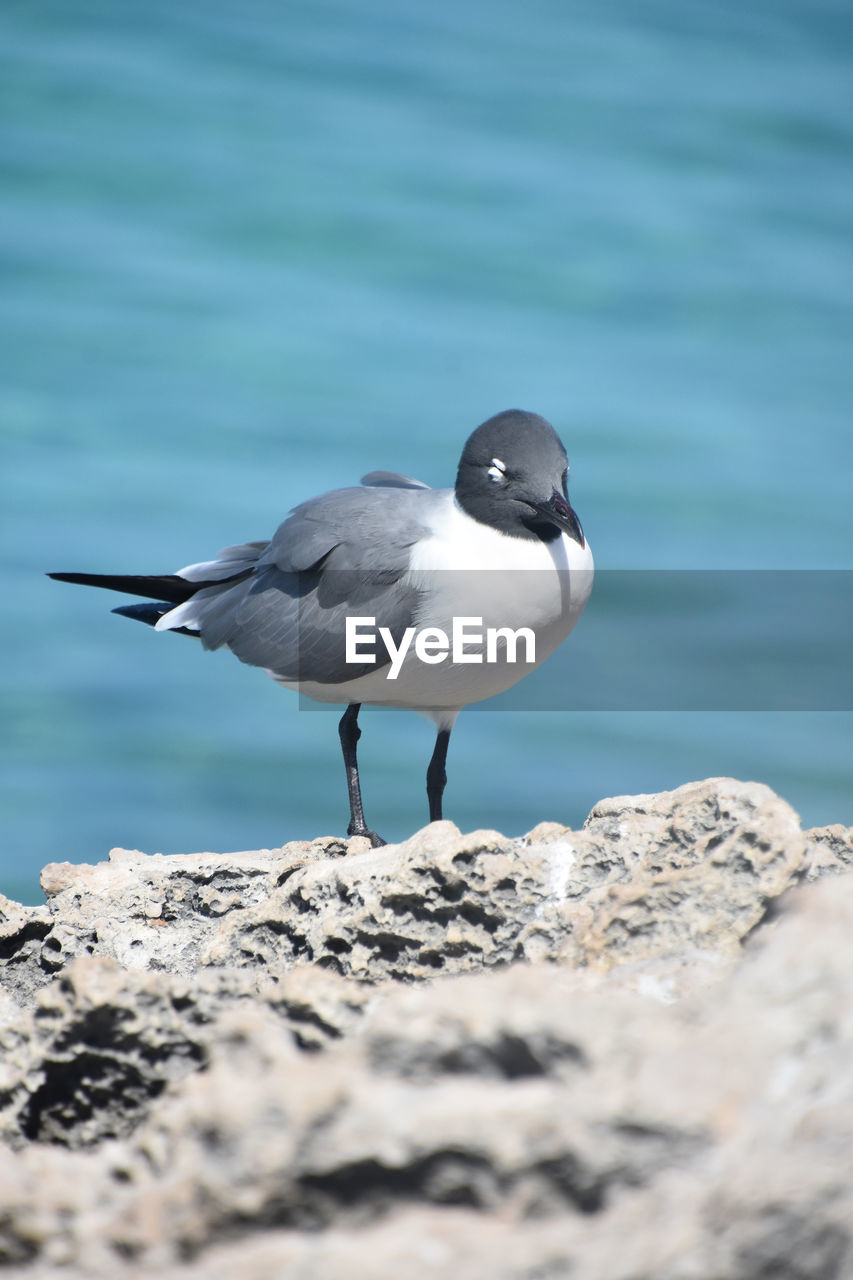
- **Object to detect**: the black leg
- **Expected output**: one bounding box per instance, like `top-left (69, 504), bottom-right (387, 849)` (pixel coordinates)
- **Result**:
top-left (426, 727), bottom-right (451, 822)
top-left (338, 703), bottom-right (385, 847)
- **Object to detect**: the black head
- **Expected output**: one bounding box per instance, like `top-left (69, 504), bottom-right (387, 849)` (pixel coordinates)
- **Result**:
top-left (455, 409), bottom-right (586, 546)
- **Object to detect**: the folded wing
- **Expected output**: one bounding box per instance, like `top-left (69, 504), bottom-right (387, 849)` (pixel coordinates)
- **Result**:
top-left (157, 485), bottom-right (437, 684)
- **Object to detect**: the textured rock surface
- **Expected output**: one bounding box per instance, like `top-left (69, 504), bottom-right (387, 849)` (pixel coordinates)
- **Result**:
top-left (0, 777), bottom-right (851, 1279)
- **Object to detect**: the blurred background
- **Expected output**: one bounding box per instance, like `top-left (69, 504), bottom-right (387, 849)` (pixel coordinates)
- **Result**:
top-left (3, 0), bottom-right (852, 904)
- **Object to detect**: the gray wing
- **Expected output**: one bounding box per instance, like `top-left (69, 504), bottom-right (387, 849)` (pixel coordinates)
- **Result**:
top-left (187, 485), bottom-right (441, 684)
top-left (360, 470), bottom-right (431, 490)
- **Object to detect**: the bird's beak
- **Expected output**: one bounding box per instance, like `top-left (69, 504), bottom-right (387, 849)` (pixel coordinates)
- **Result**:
top-left (529, 491), bottom-right (586, 548)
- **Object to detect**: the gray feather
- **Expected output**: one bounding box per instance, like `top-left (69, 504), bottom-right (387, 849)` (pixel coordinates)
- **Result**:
top-left (263, 486), bottom-right (433, 573)
top-left (184, 486), bottom-right (442, 683)
top-left (177, 541), bottom-right (269, 583)
top-left (213, 540), bottom-right (270, 566)
top-left (360, 470), bottom-right (430, 490)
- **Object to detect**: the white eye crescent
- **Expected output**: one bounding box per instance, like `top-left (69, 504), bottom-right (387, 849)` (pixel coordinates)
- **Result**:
top-left (487, 457), bottom-right (506, 483)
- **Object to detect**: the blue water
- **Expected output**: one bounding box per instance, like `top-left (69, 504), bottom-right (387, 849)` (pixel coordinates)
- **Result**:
top-left (3, 0), bottom-right (852, 904)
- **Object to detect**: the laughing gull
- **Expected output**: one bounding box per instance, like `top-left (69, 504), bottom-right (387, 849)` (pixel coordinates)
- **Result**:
top-left (49, 409), bottom-right (593, 846)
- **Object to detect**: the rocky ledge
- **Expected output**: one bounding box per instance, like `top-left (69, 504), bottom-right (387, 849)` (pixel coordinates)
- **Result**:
top-left (1, 778), bottom-right (852, 1279)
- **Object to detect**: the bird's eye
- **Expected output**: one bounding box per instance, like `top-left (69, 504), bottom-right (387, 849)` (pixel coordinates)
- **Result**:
top-left (487, 457), bottom-right (506, 483)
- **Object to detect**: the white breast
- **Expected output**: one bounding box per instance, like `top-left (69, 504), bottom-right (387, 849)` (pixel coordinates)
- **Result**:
top-left (407, 492), bottom-right (593, 638)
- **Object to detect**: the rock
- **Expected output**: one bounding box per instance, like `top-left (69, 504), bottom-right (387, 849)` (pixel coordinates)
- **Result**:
top-left (0, 958), bottom-right (370, 1149)
top-left (2, 779), bottom-right (805, 1007)
top-left (0, 896), bottom-right (52, 1011)
top-left (0, 778), bottom-right (850, 1278)
top-left (803, 822), bottom-right (853, 880)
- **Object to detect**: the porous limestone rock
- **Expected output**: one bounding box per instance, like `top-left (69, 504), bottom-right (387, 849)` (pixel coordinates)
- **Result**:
top-left (2, 778), bottom-right (806, 1003)
top-left (0, 777), bottom-right (850, 1279)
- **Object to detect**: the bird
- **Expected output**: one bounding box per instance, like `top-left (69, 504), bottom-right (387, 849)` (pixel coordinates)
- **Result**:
top-left (49, 408), bottom-right (593, 847)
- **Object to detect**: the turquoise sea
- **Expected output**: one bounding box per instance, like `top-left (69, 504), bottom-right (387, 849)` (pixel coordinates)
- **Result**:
top-left (3, 0), bottom-right (852, 903)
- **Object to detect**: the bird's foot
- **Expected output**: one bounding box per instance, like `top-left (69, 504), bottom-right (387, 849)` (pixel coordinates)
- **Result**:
top-left (347, 824), bottom-right (386, 848)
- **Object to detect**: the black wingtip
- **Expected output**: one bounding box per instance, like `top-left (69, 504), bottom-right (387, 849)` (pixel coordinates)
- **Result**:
top-left (112, 602), bottom-right (168, 627)
top-left (47, 571), bottom-right (197, 603)
top-left (112, 602), bottom-right (200, 639)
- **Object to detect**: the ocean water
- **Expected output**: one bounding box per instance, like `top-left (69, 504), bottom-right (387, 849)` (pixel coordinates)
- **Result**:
top-left (3, 0), bottom-right (852, 904)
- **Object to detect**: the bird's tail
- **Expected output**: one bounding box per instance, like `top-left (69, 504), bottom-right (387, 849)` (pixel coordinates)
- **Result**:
top-left (47, 569), bottom-right (254, 636)
top-left (48, 541), bottom-right (266, 638)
